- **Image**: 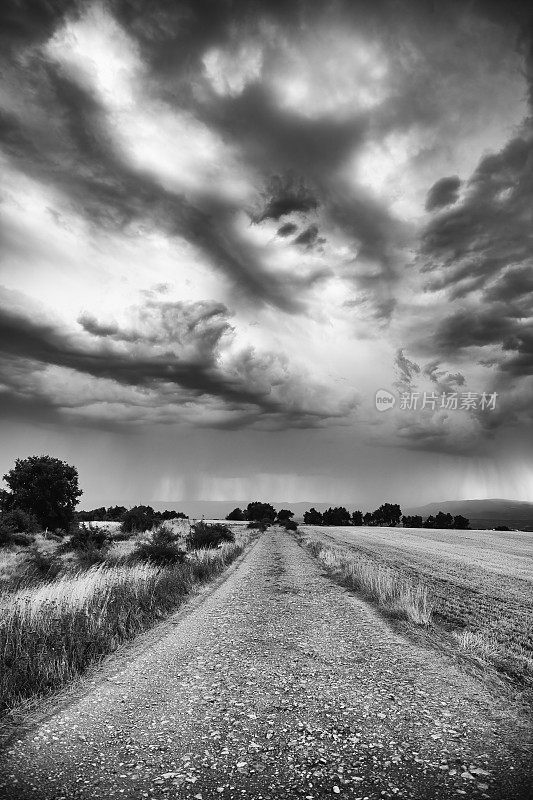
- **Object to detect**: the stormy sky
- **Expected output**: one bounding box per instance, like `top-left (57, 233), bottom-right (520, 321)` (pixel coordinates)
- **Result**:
top-left (1, 0), bottom-right (533, 508)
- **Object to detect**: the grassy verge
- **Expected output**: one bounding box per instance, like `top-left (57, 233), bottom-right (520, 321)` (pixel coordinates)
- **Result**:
top-left (300, 534), bottom-right (433, 625)
top-left (0, 535), bottom-right (251, 717)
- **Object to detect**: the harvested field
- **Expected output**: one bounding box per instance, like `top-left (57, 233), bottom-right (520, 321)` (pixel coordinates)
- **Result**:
top-left (301, 525), bottom-right (533, 692)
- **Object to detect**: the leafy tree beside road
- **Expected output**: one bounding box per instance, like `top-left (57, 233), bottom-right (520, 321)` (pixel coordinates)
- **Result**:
top-left (1, 455), bottom-right (82, 532)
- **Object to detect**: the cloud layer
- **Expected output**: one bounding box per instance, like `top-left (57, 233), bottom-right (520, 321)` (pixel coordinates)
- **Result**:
top-left (1, 0), bottom-right (532, 470)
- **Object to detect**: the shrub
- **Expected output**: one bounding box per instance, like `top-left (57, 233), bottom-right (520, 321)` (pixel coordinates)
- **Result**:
top-left (133, 524), bottom-right (186, 565)
top-left (284, 520), bottom-right (298, 531)
top-left (75, 544), bottom-right (108, 569)
top-left (0, 509), bottom-right (40, 546)
top-left (62, 524), bottom-right (110, 552)
top-left (22, 545), bottom-right (63, 580)
top-left (246, 519), bottom-right (270, 532)
top-left (188, 521), bottom-right (235, 549)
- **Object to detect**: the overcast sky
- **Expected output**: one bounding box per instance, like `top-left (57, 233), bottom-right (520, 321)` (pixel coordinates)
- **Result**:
top-left (1, 0), bottom-right (533, 508)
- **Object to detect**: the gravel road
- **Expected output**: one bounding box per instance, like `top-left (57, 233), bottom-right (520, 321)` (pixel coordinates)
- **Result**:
top-left (0, 529), bottom-right (531, 799)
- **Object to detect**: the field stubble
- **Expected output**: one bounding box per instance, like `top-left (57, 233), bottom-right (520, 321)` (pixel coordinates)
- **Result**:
top-left (300, 525), bottom-right (533, 696)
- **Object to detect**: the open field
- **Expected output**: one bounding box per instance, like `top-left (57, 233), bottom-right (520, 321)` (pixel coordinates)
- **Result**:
top-left (300, 525), bottom-right (533, 692)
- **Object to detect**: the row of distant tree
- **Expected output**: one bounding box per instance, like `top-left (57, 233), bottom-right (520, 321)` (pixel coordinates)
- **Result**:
top-left (226, 501), bottom-right (470, 530)
top-left (226, 502), bottom-right (294, 524)
top-left (303, 504), bottom-right (470, 529)
top-left (78, 505), bottom-right (187, 527)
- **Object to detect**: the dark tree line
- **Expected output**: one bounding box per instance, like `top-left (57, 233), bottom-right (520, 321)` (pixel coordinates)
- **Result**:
top-left (303, 503), bottom-right (469, 529)
top-left (402, 512), bottom-right (469, 530)
top-left (78, 505), bottom-right (187, 528)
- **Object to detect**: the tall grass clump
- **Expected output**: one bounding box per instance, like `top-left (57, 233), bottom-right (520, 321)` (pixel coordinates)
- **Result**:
top-left (0, 529), bottom-right (251, 715)
top-left (301, 536), bottom-right (433, 626)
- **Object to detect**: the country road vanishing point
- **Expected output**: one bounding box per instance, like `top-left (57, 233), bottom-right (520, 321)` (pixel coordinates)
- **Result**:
top-left (0, 529), bottom-right (531, 800)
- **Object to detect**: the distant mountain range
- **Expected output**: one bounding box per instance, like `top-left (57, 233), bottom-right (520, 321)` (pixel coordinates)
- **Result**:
top-left (152, 498), bottom-right (533, 530)
top-left (404, 499), bottom-right (533, 531)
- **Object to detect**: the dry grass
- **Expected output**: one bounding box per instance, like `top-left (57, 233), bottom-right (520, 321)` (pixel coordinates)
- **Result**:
top-left (0, 530), bottom-right (250, 716)
top-left (302, 525), bottom-right (533, 692)
top-left (303, 536), bottom-right (433, 625)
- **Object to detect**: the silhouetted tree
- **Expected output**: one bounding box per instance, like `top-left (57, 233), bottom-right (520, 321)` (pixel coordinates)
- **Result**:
top-left (424, 515), bottom-right (436, 528)
top-left (276, 509), bottom-right (294, 523)
top-left (121, 505), bottom-right (156, 533)
top-left (453, 514), bottom-right (470, 530)
top-left (303, 508), bottom-right (323, 525)
top-left (245, 502), bottom-right (276, 522)
top-left (322, 507), bottom-right (351, 526)
top-left (372, 503), bottom-right (402, 527)
top-left (2, 455), bottom-right (82, 532)
top-left (106, 505), bottom-right (128, 521)
top-left (226, 507), bottom-right (245, 521)
top-left (402, 515), bottom-right (423, 528)
top-left (351, 510), bottom-right (363, 526)
top-left (363, 512), bottom-right (374, 525)
top-left (435, 511), bottom-right (454, 529)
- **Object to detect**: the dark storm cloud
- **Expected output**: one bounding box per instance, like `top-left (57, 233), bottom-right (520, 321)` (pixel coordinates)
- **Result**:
top-left (213, 84), bottom-right (402, 295)
top-left (277, 222), bottom-right (298, 237)
top-left (0, 63), bottom-right (322, 313)
top-left (253, 175), bottom-right (318, 223)
top-left (423, 361), bottom-right (465, 393)
top-left (432, 307), bottom-right (533, 378)
top-left (294, 224), bottom-right (319, 248)
top-left (483, 264), bottom-right (533, 305)
top-left (0, 300), bottom-right (354, 428)
top-left (425, 176), bottom-right (461, 211)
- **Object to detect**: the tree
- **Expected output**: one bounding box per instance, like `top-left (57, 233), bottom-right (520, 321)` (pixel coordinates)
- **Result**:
top-left (453, 514), bottom-right (470, 530)
top-left (372, 503), bottom-right (402, 527)
top-left (303, 507), bottom-right (323, 525)
top-left (2, 455), bottom-right (82, 531)
top-left (351, 510), bottom-right (363, 526)
top-left (245, 501), bottom-right (276, 522)
top-left (276, 509), bottom-right (294, 523)
top-left (121, 505), bottom-right (156, 533)
top-left (424, 515), bottom-right (436, 529)
top-left (435, 511), bottom-right (454, 529)
top-left (322, 506), bottom-right (351, 526)
top-left (106, 505), bottom-right (128, 521)
top-left (363, 512), bottom-right (374, 525)
top-left (226, 507), bottom-right (245, 521)
top-left (402, 515), bottom-right (423, 528)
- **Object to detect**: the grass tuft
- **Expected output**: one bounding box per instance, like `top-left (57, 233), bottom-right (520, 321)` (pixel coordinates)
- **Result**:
top-left (301, 536), bottom-right (433, 626)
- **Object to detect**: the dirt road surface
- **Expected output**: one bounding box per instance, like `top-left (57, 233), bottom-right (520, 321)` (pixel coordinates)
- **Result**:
top-left (0, 529), bottom-right (531, 799)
